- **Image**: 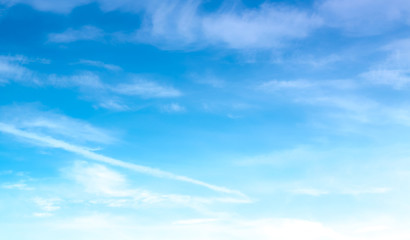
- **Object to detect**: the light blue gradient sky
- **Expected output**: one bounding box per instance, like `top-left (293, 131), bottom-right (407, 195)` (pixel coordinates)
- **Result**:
top-left (1, 0), bottom-right (410, 239)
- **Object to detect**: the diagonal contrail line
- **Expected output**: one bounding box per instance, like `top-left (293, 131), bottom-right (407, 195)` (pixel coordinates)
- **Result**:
top-left (0, 122), bottom-right (246, 197)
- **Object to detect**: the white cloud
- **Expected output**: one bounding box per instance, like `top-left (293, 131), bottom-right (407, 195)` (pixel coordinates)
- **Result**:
top-left (341, 187), bottom-right (391, 195)
top-left (201, 4), bottom-right (322, 49)
top-left (8, 1), bottom-right (322, 50)
top-left (258, 79), bottom-right (357, 91)
top-left (33, 197), bottom-right (62, 212)
top-left (290, 186), bottom-right (391, 197)
top-left (0, 56), bottom-right (38, 84)
top-left (42, 215), bottom-right (347, 240)
top-left (318, 0), bottom-right (410, 35)
top-left (69, 161), bottom-right (130, 197)
top-left (0, 104), bottom-right (116, 144)
top-left (290, 188), bottom-right (329, 196)
top-left (48, 72), bottom-right (105, 89)
top-left (173, 218), bottom-right (218, 225)
top-left (131, 2), bottom-right (323, 50)
top-left (112, 79), bottom-right (182, 98)
top-left (0, 55), bottom-right (50, 64)
top-left (33, 212), bottom-right (54, 217)
top-left (160, 103), bottom-right (185, 113)
top-left (64, 161), bottom-right (251, 209)
top-left (43, 71), bottom-right (182, 100)
top-left (2, 182), bottom-right (34, 190)
top-left (0, 55), bottom-right (182, 110)
top-left (95, 99), bottom-right (131, 111)
top-left (192, 75), bottom-right (225, 88)
top-left (0, 122), bottom-right (246, 197)
top-left (1, 0), bottom-right (92, 13)
top-left (48, 26), bottom-right (104, 43)
top-left (4, 213), bottom-right (410, 240)
top-left (132, 1), bottom-right (203, 48)
top-left (361, 69), bottom-right (410, 89)
top-left (77, 59), bottom-right (122, 71)
top-left (259, 79), bottom-right (314, 90)
top-left (237, 146), bottom-right (325, 166)
top-left (361, 38), bottom-right (410, 89)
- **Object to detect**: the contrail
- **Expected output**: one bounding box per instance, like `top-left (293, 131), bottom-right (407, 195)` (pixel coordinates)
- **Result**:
top-left (0, 122), bottom-right (246, 197)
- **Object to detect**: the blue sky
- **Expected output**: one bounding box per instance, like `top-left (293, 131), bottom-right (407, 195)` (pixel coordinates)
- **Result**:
top-left (1, 0), bottom-right (410, 239)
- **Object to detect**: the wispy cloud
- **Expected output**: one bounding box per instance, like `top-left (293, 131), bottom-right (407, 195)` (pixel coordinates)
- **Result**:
top-left (290, 187), bottom-right (391, 196)
top-left (32, 197), bottom-right (62, 217)
top-left (127, 2), bottom-right (323, 50)
top-left (318, 0), bottom-right (410, 35)
top-left (66, 161), bottom-right (250, 208)
top-left (201, 4), bottom-right (322, 49)
top-left (2, 182), bottom-right (34, 190)
top-left (77, 59), bottom-right (122, 71)
top-left (290, 188), bottom-right (329, 196)
top-left (0, 55), bottom-right (38, 84)
top-left (42, 215), bottom-right (346, 240)
top-left (0, 56), bottom-right (182, 111)
top-left (112, 79), bottom-right (181, 98)
top-left (258, 79), bottom-right (357, 91)
top-left (256, 77), bottom-right (410, 127)
top-left (33, 197), bottom-right (62, 211)
top-left (15, 0), bottom-right (323, 50)
top-left (48, 26), bottom-right (104, 43)
top-left (189, 73), bottom-right (226, 88)
top-left (361, 69), bottom-right (410, 89)
top-left (160, 103), bottom-right (185, 113)
top-left (48, 73), bottom-right (182, 99)
top-left (0, 122), bottom-right (246, 197)
top-left (0, 104), bottom-right (116, 144)
top-left (361, 38), bottom-right (410, 89)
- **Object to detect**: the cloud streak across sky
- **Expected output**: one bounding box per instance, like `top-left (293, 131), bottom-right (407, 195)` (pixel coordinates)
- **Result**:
top-left (0, 122), bottom-right (245, 197)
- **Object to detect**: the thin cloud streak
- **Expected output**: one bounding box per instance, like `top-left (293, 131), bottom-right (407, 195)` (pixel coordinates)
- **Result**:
top-left (0, 122), bottom-right (246, 198)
